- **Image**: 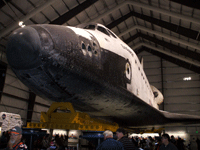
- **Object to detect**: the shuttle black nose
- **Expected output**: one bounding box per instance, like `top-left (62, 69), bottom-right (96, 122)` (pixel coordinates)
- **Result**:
top-left (7, 26), bottom-right (41, 70)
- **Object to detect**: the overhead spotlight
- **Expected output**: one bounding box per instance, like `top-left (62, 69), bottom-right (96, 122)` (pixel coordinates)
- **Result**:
top-left (18, 21), bottom-right (25, 28)
top-left (183, 77), bottom-right (191, 81)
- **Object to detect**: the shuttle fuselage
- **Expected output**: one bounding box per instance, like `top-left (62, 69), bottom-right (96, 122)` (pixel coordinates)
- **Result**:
top-left (6, 23), bottom-right (200, 127)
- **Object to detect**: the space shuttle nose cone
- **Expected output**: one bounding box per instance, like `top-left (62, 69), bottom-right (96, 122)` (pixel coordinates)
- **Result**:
top-left (7, 26), bottom-right (41, 70)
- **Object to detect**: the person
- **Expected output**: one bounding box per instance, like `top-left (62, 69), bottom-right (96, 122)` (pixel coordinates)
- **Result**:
top-left (176, 137), bottom-right (185, 150)
top-left (159, 133), bottom-right (178, 150)
top-left (196, 138), bottom-right (200, 150)
top-left (55, 137), bottom-right (65, 150)
top-left (6, 126), bottom-right (27, 150)
top-left (116, 128), bottom-right (135, 150)
top-left (155, 137), bottom-right (162, 150)
top-left (171, 135), bottom-right (176, 146)
top-left (41, 135), bottom-right (50, 149)
top-left (47, 140), bottom-right (57, 150)
top-left (96, 130), bottom-right (124, 150)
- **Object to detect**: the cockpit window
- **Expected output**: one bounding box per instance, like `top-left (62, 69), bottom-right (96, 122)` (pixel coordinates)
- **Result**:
top-left (107, 29), bottom-right (117, 38)
top-left (84, 25), bottom-right (95, 30)
top-left (97, 26), bottom-right (110, 36)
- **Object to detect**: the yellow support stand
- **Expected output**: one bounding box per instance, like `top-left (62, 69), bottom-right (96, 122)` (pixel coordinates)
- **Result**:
top-left (26, 102), bottom-right (119, 132)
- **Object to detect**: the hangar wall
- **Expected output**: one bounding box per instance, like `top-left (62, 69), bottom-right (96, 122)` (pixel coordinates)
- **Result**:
top-left (138, 51), bottom-right (200, 145)
top-left (0, 54), bottom-right (52, 125)
top-left (0, 66), bottom-right (29, 123)
top-left (138, 50), bottom-right (200, 116)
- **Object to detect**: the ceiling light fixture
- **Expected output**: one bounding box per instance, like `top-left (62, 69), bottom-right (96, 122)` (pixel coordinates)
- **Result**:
top-left (183, 77), bottom-right (191, 81)
top-left (18, 21), bottom-right (25, 28)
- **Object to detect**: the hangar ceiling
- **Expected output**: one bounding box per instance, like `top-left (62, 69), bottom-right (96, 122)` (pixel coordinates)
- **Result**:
top-left (0, 0), bottom-right (200, 74)
top-left (0, 0), bottom-right (199, 124)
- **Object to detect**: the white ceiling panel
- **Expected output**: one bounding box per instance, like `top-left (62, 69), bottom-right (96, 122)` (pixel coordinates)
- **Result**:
top-left (139, 0), bottom-right (149, 5)
top-left (122, 34), bottom-right (130, 41)
top-left (112, 26), bottom-right (119, 35)
top-left (160, 14), bottom-right (169, 22)
top-left (102, 14), bottom-right (112, 24)
top-left (132, 5), bottom-right (142, 13)
top-left (145, 21), bottom-right (152, 29)
top-left (179, 35), bottom-right (189, 41)
top-left (129, 29), bottom-right (138, 36)
top-left (159, 1), bottom-right (169, 11)
top-left (188, 38), bottom-right (199, 45)
top-left (153, 24), bottom-right (162, 32)
top-left (29, 0), bottom-right (46, 7)
top-left (76, 11), bottom-right (89, 23)
top-left (42, 7), bottom-right (59, 22)
top-left (13, 0), bottom-right (35, 14)
top-left (119, 4), bottom-right (130, 15)
top-left (92, 1), bottom-right (105, 13)
top-left (151, 0), bottom-right (159, 8)
top-left (152, 11), bottom-right (160, 19)
top-left (67, 17), bottom-right (80, 26)
top-left (51, 0), bottom-right (68, 16)
top-left (110, 9), bottom-right (121, 21)
top-left (142, 9), bottom-right (151, 16)
top-left (136, 18), bottom-right (145, 26)
top-left (133, 38), bottom-right (141, 45)
top-left (182, 5), bottom-right (193, 17)
top-left (193, 9), bottom-right (200, 19)
top-left (31, 13), bottom-right (48, 24)
top-left (170, 2), bottom-right (181, 14)
top-left (162, 28), bottom-right (170, 35)
top-left (63, 0), bottom-right (79, 10)
top-left (171, 31), bottom-right (180, 39)
top-left (105, 0), bottom-right (116, 8)
top-left (180, 20), bottom-right (191, 29)
top-left (85, 8), bottom-right (99, 21)
top-left (0, 10), bottom-right (16, 26)
top-left (117, 21), bottom-right (127, 31)
top-left (125, 17), bottom-right (135, 28)
top-left (163, 38), bottom-right (170, 43)
top-left (191, 23), bottom-right (200, 31)
top-left (24, 19), bottom-right (35, 26)
top-left (1, 5), bottom-right (23, 21)
top-left (170, 16), bottom-right (179, 25)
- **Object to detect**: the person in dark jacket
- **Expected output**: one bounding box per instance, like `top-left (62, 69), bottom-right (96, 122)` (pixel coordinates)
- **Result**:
top-left (6, 126), bottom-right (27, 150)
top-left (159, 133), bottom-right (178, 150)
top-left (116, 128), bottom-right (135, 150)
top-left (96, 130), bottom-right (124, 150)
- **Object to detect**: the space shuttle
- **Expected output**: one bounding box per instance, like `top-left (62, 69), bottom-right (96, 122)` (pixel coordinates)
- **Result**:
top-left (6, 23), bottom-right (200, 127)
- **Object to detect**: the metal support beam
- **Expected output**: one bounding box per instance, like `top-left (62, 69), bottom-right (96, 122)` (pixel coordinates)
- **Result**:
top-left (89, 1), bottom-right (200, 25)
top-left (107, 11), bottom-right (200, 41)
top-left (0, 0), bottom-right (58, 39)
top-left (135, 48), bottom-right (145, 55)
top-left (50, 0), bottom-right (98, 25)
top-left (160, 58), bottom-right (164, 111)
top-left (26, 91), bottom-right (36, 124)
top-left (140, 45), bottom-right (200, 74)
top-left (118, 25), bottom-right (200, 52)
top-left (125, 33), bottom-right (200, 62)
top-left (170, 0), bottom-right (200, 10)
top-left (0, 0), bottom-right (11, 9)
top-left (0, 61), bottom-right (7, 102)
top-left (124, 33), bottom-right (140, 44)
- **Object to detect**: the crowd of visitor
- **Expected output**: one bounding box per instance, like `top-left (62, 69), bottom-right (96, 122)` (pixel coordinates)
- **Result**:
top-left (0, 126), bottom-right (200, 150)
